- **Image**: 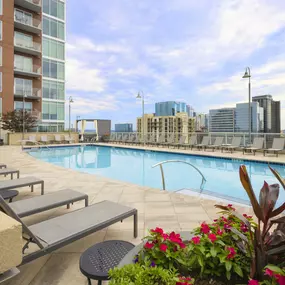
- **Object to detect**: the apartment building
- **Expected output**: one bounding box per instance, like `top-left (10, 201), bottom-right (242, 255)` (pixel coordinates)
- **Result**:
top-left (209, 108), bottom-right (235, 132)
top-left (115, 123), bottom-right (133, 132)
top-left (137, 112), bottom-right (195, 139)
top-left (155, 101), bottom-right (187, 116)
top-left (0, 0), bottom-right (65, 131)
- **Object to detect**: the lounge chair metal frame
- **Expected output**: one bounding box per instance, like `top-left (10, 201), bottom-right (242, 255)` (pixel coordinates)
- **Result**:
top-left (243, 137), bottom-right (264, 156)
top-left (205, 137), bottom-right (224, 152)
top-left (263, 138), bottom-right (285, 157)
top-left (221, 137), bottom-right (242, 153)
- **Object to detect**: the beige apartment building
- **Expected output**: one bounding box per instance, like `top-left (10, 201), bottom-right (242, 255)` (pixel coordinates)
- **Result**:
top-left (137, 112), bottom-right (195, 141)
top-left (0, 0), bottom-right (65, 132)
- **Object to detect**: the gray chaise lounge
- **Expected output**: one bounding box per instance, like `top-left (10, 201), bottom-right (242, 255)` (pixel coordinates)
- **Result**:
top-left (263, 138), bottom-right (285, 157)
top-left (205, 137), bottom-right (224, 152)
top-left (0, 177), bottom-right (44, 195)
top-left (0, 197), bottom-right (138, 265)
top-left (0, 168), bottom-right (20, 179)
top-left (243, 137), bottom-right (264, 156)
top-left (9, 189), bottom-right (88, 217)
top-left (196, 136), bottom-right (210, 150)
top-left (0, 164), bottom-right (7, 169)
top-left (221, 137), bottom-right (242, 153)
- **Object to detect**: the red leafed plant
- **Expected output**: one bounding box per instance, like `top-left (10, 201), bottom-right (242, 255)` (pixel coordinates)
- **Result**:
top-left (216, 165), bottom-right (285, 282)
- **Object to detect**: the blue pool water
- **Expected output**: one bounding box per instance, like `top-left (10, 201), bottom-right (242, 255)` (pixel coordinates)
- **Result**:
top-left (28, 145), bottom-right (285, 205)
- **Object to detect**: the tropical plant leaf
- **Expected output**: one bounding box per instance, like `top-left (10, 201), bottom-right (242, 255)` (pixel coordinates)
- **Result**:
top-left (269, 165), bottom-right (285, 190)
top-left (267, 244), bottom-right (285, 255)
top-left (239, 165), bottom-right (264, 221)
top-left (270, 202), bottom-right (285, 218)
top-left (271, 216), bottom-right (285, 224)
top-left (266, 230), bottom-right (285, 246)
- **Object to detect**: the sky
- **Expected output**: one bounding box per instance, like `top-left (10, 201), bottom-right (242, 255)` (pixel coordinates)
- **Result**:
top-left (65, 0), bottom-right (285, 130)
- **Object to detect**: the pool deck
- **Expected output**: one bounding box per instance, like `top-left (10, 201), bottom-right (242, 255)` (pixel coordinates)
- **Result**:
top-left (1, 144), bottom-right (283, 285)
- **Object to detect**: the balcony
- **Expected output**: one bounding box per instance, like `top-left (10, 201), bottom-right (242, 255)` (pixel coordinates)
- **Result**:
top-left (14, 63), bottom-right (42, 78)
top-left (14, 0), bottom-right (42, 13)
top-left (14, 88), bottom-right (41, 100)
top-left (14, 13), bottom-right (41, 34)
top-left (14, 38), bottom-right (41, 57)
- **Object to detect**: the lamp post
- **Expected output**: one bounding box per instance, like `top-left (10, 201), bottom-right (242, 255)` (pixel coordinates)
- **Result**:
top-left (69, 96), bottom-right (74, 137)
top-left (136, 91), bottom-right (145, 146)
top-left (242, 67), bottom-right (251, 144)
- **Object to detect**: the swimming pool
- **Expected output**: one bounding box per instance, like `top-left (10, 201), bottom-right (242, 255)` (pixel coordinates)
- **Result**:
top-left (28, 145), bottom-right (285, 205)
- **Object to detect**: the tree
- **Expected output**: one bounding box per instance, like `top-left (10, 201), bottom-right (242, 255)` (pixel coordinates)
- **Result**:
top-left (1, 110), bottom-right (38, 133)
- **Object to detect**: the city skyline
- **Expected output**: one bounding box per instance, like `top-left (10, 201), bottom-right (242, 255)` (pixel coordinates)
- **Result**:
top-left (65, 0), bottom-right (285, 129)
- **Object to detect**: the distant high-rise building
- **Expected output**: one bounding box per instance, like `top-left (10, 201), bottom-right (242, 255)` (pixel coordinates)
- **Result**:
top-left (235, 102), bottom-right (264, 132)
top-left (186, 105), bottom-right (195, 117)
top-left (252, 95), bottom-right (281, 133)
top-left (115, 123), bottom-right (133, 132)
top-left (209, 108), bottom-right (235, 132)
top-left (155, 101), bottom-right (187, 116)
top-left (195, 113), bottom-right (209, 132)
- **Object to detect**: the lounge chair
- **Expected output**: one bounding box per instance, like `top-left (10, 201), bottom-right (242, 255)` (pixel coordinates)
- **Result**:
top-left (221, 137), bottom-right (242, 153)
top-left (121, 134), bottom-right (128, 144)
top-left (9, 189), bottom-right (88, 217)
top-left (40, 135), bottom-right (49, 144)
top-left (0, 168), bottom-right (20, 179)
top-left (109, 133), bottom-right (116, 143)
top-left (160, 134), bottom-right (174, 147)
top-left (28, 135), bottom-right (37, 145)
top-left (54, 135), bottom-right (63, 144)
top-left (114, 134), bottom-right (122, 144)
top-left (0, 176), bottom-right (44, 195)
top-left (127, 134), bottom-right (136, 145)
top-left (64, 135), bottom-right (75, 144)
top-left (171, 135), bottom-right (186, 148)
top-left (188, 134), bottom-right (198, 150)
top-left (153, 134), bottom-right (165, 147)
top-left (205, 137), bottom-right (224, 152)
top-left (0, 197), bottom-right (138, 265)
top-left (243, 137), bottom-right (264, 156)
top-left (0, 163), bottom-right (7, 169)
top-left (196, 136), bottom-right (210, 151)
top-left (263, 138), bottom-right (285, 157)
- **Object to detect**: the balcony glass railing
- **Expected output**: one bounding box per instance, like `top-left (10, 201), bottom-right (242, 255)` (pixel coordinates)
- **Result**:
top-left (14, 88), bottom-right (41, 98)
top-left (14, 13), bottom-right (42, 29)
top-left (14, 63), bottom-right (42, 74)
top-left (14, 37), bottom-right (41, 52)
top-left (25, 0), bottom-right (42, 6)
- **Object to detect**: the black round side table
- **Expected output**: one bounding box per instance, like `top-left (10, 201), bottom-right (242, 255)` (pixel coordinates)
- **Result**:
top-left (0, 190), bottom-right (19, 202)
top-left (79, 240), bottom-right (135, 285)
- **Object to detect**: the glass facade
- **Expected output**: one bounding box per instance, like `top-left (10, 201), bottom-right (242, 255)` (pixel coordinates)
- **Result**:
top-left (14, 78), bottom-right (32, 96)
top-left (14, 54), bottom-right (33, 72)
top-left (38, 123), bottom-right (64, 132)
top-left (43, 0), bottom-right (65, 20)
top-left (43, 80), bottom-right (64, 100)
top-left (43, 37), bottom-right (64, 60)
top-left (0, 21), bottom-right (2, 40)
top-left (43, 16), bottom-right (64, 40)
top-left (43, 58), bottom-right (64, 80)
top-left (14, 101), bottom-right (32, 111)
top-left (155, 101), bottom-right (187, 116)
top-left (42, 101), bottom-right (64, 120)
top-left (14, 9), bottom-right (33, 26)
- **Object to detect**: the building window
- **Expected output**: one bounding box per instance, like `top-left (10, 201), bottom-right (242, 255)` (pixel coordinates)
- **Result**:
top-left (14, 78), bottom-right (32, 96)
top-left (0, 0), bottom-right (2, 15)
top-left (43, 58), bottom-right (65, 80)
top-left (0, 72), bottom-right (2, 92)
top-left (43, 0), bottom-right (65, 20)
top-left (14, 9), bottom-right (33, 26)
top-left (0, 21), bottom-right (2, 41)
top-left (42, 101), bottom-right (64, 120)
top-left (0, 47), bottom-right (2, 66)
top-left (14, 31), bottom-right (33, 48)
top-left (43, 16), bottom-right (65, 40)
top-left (14, 101), bottom-right (32, 111)
top-left (14, 54), bottom-right (33, 72)
top-left (43, 80), bottom-right (64, 100)
top-left (43, 38), bottom-right (64, 60)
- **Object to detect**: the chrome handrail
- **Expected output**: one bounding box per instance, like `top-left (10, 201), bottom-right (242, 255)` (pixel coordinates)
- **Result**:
top-left (152, 160), bottom-right (206, 190)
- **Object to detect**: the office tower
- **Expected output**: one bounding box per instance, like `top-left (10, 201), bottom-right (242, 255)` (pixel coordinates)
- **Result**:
top-left (235, 102), bottom-right (264, 132)
top-left (0, 0), bottom-right (65, 132)
top-left (115, 123), bottom-right (133, 132)
top-left (186, 104), bottom-right (195, 117)
top-left (155, 101), bottom-right (187, 116)
top-left (252, 95), bottom-right (281, 133)
top-left (209, 108), bottom-right (235, 132)
top-left (195, 113), bottom-right (209, 132)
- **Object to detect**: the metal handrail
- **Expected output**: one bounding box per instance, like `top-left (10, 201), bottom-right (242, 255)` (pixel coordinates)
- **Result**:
top-left (152, 160), bottom-right (206, 191)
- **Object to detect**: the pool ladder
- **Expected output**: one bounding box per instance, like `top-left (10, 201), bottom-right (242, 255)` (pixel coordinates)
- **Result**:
top-left (152, 160), bottom-right (206, 191)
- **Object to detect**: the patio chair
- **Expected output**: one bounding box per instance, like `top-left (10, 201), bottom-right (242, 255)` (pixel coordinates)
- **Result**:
top-left (171, 135), bottom-right (186, 148)
top-left (0, 168), bottom-right (20, 179)
top-left (40, 136), bottom-right (49, 144)
top-left (114, 134), bottom-right (122, 144)
top-left (205, 137), bottom-right (224, 152)
top-left (9, 189), bottom-right (88, 217)
top-left (195, 136), bottom-right (210, 151)
top-left (221, 137), bottom-right (242, 153)
top-left (64, 135), bottom-right (75, 144)
top-left (121, 134), bottom-right (128, 144)
top-left (243, 137), bottom-right (264, 156)
top-left (0, 176), bottom-right (44, 195)
top-left (145, 134), bottom-right (154, 146)
top-left (28, 135), bottom-right (37, 145)
top-left (0, 164), bottom-right (7, 169)
top-left (263, 138), bottom-right (285, 157)
top-left (127, 134), bottom-right (136, 145)
top-left (160, 134), bottom-right (174, 147)
top-left (188, 134), bottom-right (197, 150)
top-left (0, 196), bottom-right (138, 265)
top-left (154, 134), bottom-right (166, 147)
top-left (109, 133), bottom-right (116, 143)
top-left (54, 135), bottom-right (63, 144)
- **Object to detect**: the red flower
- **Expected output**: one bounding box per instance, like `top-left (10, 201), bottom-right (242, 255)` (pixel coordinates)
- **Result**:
top-left (160, 243), bottom-right (168, 252)
top-left (228, 204), bottom-right (236, 211)
top-left (200, 222), bottom-right (210, 234)
top-left (224, 223), bottom-right (232, 232)
top-left (151, 227), bottom-right (164, 235)
top-left (178, 242), bottom-right (186, 249)
top-left (208, 233), bottom-right (217, 243)
top-left (248, 280), bottom-right (259, 285)
top-left (226, 247), bottom-right (236, 259)
top-left (243, 213), bottom-right (253, 219)
top-left (265, 268), bottom-right (274, 277)
top-left (191, 236), bottom-right (201, 244)
top-left (162, 233), bottom-right (169, 240)
top-left (177, 276), bottom-right (192, 285)
top-left (240, 223), bottom-right (248, 233)
top-left (217, 228), bottom-right (223, 235)
top-left (276, 274), bottom-right (285, 285)
top-left (169, 231), bottom-right (182, 243)
top-left (144, 242), bottom-right (154, 249)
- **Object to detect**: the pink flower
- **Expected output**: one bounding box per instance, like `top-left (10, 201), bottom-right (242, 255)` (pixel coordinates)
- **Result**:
top-left (162, 233), bottom-right (169, 240)
top-left (265, 268), bottom-right (274, 277)
top-left (151, 227), bottom-right (164, 235)
top-left (228, 204), bottom-right (236, 211)
top-left (243, 213), bottom-right (253, 219)
top-left (224, 223), bottom-right (232, 232)
top-left (248, 280), bottom-right (259, 285)
top-left (200, 222), bottom-right (210, 234)
top-left (160, 243), bottom-right (168, 252)
top-left (276, 275), bottom-right (285, 285)
top-left (217, 228), bottom-right (223, 235)
top-left (208, 233), bottom-right (217, 243)
top-left (191, 236), bottom-right (201, 244)
top-left (226, 247), bottom-right (236, 259)
top-left (178, 242), bottom-right (186, 249)
top-left (169, 231), bottom-right (182, 243)
top-left (240, 223), bottom-right (248, 233)
top-left (144, 242), bottom-right (154, 249)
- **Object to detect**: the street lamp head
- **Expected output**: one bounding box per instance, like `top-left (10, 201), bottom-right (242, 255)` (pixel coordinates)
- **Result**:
top-left (69, 96), bottom-right (74, 103)
top-left (242, 67), bottom-right (251, 79)
top-left (136, 92), bottom-right (142, 99)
